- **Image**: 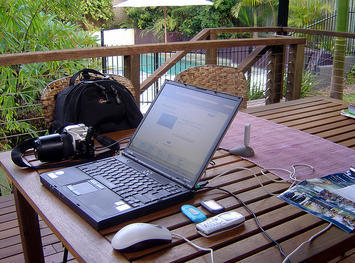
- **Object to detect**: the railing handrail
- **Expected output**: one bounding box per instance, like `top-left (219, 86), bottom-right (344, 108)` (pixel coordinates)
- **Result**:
top-left (209, 26), bottom-right (355, 38)
top-left (1, 26), bottom-right (354, 67)
top-left (283, 27), bottom-right (355, 38)
top-left (0, 35), bottom-right (305, 67)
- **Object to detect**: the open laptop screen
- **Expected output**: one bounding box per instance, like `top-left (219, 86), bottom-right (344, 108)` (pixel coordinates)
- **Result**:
top-left (126, 80), bottom-right (242, 188)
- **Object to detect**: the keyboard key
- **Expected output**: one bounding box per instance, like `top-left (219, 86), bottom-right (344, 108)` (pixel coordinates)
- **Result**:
top-left (145, 190), bottom-right (168, 201)
top-left (78, 158), bottom-right (184, 207)
top-left (133, 194), bottom-right (152, 204)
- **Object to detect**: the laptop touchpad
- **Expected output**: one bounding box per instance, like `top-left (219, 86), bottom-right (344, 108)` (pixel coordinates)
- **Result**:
top-left (67, 181), bottom-right (98, 195)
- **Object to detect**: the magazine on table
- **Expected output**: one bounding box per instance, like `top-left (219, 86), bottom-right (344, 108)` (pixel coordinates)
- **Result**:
top-left (278, 167), bottom-right (355, 232)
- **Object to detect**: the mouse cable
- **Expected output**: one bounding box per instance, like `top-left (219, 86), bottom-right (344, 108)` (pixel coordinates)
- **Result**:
top-left (200, 185), bottom-right (288, 260)
top-left (281, 223), bottom-right (333, 263)
top-left (171, 232), bottom-right (214, 263)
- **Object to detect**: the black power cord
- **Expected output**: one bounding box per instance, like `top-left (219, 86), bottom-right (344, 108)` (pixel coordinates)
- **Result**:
top-left (200, 185), bottom-right (288, 260)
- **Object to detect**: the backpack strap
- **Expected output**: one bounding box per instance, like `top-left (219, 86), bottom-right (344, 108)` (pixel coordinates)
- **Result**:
top-left (69, 68), bottom-right (106, 86)
top-left (113, 81), bottom-right (143, 128)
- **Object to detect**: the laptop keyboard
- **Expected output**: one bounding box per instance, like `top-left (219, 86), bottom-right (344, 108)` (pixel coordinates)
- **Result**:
top-left (78, 157), bottom-right (184, 207)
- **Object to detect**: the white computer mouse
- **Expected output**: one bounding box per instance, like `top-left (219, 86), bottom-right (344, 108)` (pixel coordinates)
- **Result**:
top-left (111, 223), bottom-right (172, 252)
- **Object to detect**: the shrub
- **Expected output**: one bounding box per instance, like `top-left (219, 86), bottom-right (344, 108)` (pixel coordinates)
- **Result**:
top-left (0, 0), bottom-right (99, 150)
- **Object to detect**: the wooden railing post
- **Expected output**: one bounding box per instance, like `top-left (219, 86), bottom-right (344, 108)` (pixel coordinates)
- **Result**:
top-left (124, 54), bottom-right (140, 105)
top-left (286, 43), bottom-right (305, 100)
top-left (266, 45), bottom-right (286, 104)
top-left (206, 30), bottom-right (217, 65)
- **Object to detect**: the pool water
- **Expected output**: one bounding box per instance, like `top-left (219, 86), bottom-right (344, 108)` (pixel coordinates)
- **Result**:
top-left (140, 53), bottom-right (205, 75)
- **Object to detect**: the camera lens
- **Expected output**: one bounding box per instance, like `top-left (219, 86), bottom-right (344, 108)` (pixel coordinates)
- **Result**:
top-left (34, 133), bottom-right (74, 162)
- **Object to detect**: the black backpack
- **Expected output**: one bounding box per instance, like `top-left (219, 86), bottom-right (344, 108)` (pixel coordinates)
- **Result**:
top-left (51, 68), bottom-right (143, 134)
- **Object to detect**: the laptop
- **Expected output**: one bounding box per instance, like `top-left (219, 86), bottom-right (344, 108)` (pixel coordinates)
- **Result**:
top-left (40, 80), bottom-right (243, 230)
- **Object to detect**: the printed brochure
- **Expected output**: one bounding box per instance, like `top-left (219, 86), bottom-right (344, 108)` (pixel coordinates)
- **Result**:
top-left (278, 168), bottom-right (355, 232)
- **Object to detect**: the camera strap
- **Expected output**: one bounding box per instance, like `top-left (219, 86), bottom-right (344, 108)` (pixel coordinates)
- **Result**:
top-left (11, 137), bottom-right (37, 168)
top-left (10, 135), bottom-right (120, 169)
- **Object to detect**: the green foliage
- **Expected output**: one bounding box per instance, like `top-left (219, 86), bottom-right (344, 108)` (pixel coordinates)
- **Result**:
top-left (0, 0), bottom-right (99, 150)
top-left (41, 0), bottom-right (83, 25)
top-left (176, 4), bottom-right (238, 37)
top-left (283, 70), bottom-right (318, 99)
top-left (300, 70), bottom-right (319, 98)
top-left (288, 0), bottom-right (334, 52)
top-left (81, 0), bottom-right (114, 28)
top-left (344, 67), bottom-right (354, 105)
top-left (346, 65), bottom-right (355, 85)
top-left (120, 0), bottom-right (280, 38)
top-left (0, 168), bottom-right (12, 195)
top-left (343, 93), bottom-right (355, 104)
top-left (248, 89), bottom-right (265, 100)
top-left (288, 0), bottom-right (332, 28)
top-left (40, 0), bottom-right (114, 30)
top-left (121, 1), bottom-right (241, 38)
top-left (118, 0), bottom-right (334, 38)
top-left (124, 7), bottom-right (160, 30)
top-left (231, 0), bottom-right (278, 27)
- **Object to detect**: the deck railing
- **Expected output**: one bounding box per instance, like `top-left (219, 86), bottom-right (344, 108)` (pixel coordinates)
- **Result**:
top-left (0, 27), bottom-right (354, 150)
top-left (99, 27), bottom-right (354, 107)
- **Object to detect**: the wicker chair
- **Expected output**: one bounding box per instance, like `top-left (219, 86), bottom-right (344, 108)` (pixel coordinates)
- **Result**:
top-left (41, 73), bottom-right (137, 127)
top-left (174, 65), bottom-right (248, 109)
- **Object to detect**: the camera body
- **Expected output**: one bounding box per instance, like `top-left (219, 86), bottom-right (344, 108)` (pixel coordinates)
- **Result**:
top-left (34, 124), bottom-right (94, 162)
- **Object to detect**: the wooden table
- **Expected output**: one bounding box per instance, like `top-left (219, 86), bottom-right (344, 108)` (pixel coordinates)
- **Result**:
top-left (1, 96), bottom-right (354, 263)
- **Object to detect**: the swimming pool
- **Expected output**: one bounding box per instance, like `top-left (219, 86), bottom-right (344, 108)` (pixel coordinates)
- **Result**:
top-left (139, 52), bottom-right (206, 75)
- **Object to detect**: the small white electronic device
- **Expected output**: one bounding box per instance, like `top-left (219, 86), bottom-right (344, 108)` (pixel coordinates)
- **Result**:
top-left (196, 211), bottom-right (245, 237)
top-left (228, 123), bottom-right (255, 157)
top-left (201, 199), bottom-right (225, 214)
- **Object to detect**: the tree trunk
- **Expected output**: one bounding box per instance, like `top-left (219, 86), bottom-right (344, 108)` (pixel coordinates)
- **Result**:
top-left (330, 0), bottom-right (349, 100)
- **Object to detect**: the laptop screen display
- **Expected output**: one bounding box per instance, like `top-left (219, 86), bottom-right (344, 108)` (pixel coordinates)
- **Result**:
top-left (127, 81), bottom-right (242, 187)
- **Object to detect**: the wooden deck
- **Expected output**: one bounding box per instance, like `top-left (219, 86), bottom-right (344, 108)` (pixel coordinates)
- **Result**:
top-left (0, 194), bottom-right (76, 263)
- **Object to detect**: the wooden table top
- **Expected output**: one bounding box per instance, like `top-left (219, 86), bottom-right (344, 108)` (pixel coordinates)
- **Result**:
top-left (1, 96), bottom-right (354, 263)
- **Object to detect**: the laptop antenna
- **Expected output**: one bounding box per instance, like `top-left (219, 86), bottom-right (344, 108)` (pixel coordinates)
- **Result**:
top-left (228, 123), bottom-right (255, 157)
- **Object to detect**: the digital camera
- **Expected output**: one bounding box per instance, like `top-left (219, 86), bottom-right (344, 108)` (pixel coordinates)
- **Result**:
top-left (34, 124), bottom-right (95, 162)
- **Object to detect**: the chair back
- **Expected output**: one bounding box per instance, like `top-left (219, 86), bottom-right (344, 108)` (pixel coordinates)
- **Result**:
top-left (41, 74), bottom-right (136, 127)
top-left (174, 65), bottom-right (248, 109)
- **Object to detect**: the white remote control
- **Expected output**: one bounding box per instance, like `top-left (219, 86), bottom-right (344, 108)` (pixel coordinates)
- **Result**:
top-left (196, 211), bottom-right (245, 236)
